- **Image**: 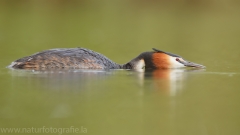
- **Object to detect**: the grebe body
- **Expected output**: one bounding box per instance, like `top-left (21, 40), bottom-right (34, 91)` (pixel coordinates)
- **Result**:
top-left (8, 48), bottom-right (205, 70)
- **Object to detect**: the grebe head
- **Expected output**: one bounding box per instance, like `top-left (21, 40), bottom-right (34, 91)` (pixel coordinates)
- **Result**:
top-left (151, 48), bottom-right (205, 69)
top-left (124, 48), bottom-right (205, 70)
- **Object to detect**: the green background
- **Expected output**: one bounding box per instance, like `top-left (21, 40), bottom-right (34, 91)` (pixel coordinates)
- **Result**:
top-left (0, 0), bottom-right (240, 135)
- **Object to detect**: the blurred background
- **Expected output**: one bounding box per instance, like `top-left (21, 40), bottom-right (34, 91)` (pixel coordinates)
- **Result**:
top-left (0, 0), bottom-right (240, 135)
top-left (0, 0), bottom-right (240, 68)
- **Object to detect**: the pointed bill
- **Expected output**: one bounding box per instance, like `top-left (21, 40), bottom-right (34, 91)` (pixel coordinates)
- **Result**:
top-left (176, 58), bottom-right (205, 68)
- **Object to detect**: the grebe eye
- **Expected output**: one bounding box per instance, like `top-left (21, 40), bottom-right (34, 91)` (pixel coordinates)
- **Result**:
top-left (176, 58), bottom-right (179, 61)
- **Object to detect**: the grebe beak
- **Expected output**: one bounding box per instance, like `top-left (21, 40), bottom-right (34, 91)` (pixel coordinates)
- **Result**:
top-left (176, 58), bottom-right (205, 68)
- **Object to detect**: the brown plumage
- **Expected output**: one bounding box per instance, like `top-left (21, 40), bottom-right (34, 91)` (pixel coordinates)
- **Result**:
top-left (9, 48), bottom-right (120, 70)
top-left (152, 53), bottom-right (170, 69)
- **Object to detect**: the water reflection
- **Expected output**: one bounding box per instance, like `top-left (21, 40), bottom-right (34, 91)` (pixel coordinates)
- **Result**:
top-left (8, 69), bottom-right (112, 91)
top-left (8, 68), bottom-right (204, 95)
top-left (137, 69), bottom-right (205, 96)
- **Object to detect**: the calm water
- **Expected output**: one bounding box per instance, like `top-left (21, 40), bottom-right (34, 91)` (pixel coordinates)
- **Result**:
top-left (0, 1), bottom-right (240, 135)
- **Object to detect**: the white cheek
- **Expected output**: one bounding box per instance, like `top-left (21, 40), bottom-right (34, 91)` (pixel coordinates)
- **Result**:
top-left (135, 59), bottom-right (145, 70)
top-left (169, 57), bottom-right (185, 68)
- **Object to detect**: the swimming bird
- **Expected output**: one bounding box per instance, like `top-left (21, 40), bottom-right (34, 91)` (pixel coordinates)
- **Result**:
top-left (8, 48), bottom-right (205, 70)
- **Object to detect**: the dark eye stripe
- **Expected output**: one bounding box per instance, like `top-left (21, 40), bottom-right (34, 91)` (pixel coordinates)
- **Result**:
top-left (175, 58), bottom-right (185, 65)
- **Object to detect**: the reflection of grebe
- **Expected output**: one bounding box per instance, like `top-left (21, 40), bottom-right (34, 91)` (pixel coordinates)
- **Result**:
top-left (8, 48), bottom-right (205, 70)
top-left (152, 69), bottom-right (186, 96)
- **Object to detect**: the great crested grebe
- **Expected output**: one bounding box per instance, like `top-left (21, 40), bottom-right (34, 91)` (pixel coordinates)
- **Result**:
top-left (8, 48), bottom-right (205, 70)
